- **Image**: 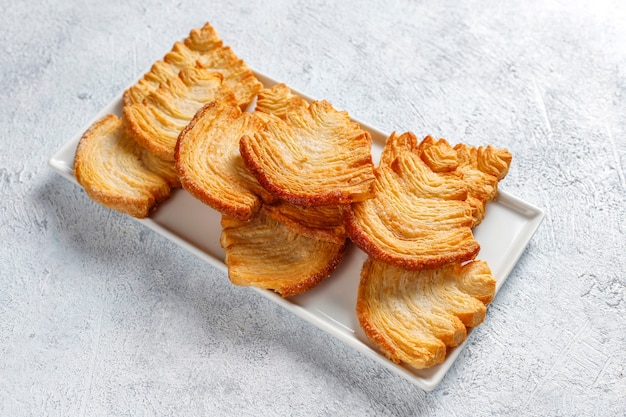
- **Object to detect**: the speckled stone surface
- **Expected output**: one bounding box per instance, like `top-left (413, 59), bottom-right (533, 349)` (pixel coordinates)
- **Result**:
top-left (1, 0), bottom-right (625, 415)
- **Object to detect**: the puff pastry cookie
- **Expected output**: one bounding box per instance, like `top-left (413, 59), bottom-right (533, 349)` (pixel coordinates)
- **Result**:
top-left (220, 208), bottom-right (348, 297)
top-left (357, 257), bottom-right (496, 369)
top-left (383, 133), bottom-right (512, 227)
top-left (344, 132), bottom-right (479, 270)
top-left (175, 100), bottom-right (273, 221)
top-left (73, 114), bottom-right (172, 218)
top-left (240, 100), bottom-right (376, 206)
top-left (124, 23), bottom-right (262, 109)
top-left (252, 84), bottom-right (348, 243)
top-left (124, 68), bottom-right (235, 161)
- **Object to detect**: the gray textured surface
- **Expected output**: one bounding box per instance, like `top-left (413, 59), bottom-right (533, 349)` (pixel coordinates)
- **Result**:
top-left (1, 0), bottom-right (625, 415)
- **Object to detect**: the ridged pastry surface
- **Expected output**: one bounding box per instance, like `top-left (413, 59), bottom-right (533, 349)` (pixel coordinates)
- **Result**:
top-left (123, 23), bottom-right (261, 109)
top-left (240, 100), bottom-right (376, 206)
top-left (124, 68), bottom-right (233, 161)
top-left (263, 201), bottom-right (347, 244)
top-left (252, 84), bottom-right (347, 243)
top-left (382, 133), bottom-right (512, 227)
top-left (220, 208), bottom-right (348, 297)
top-left (344, 132), bottom-right (480, 270)
top-left (357, 257), bottom-right (495, 370)
top-left (73, 114), bottom-right (171, 218)
top-left (139, 147), bottom-right (181, 188)
top-left (175, 101), bottom-right (271, 221)
top-left (453, 143), bottom-right (512, 226)
top-left (254, 83), bottom-right (309, 119)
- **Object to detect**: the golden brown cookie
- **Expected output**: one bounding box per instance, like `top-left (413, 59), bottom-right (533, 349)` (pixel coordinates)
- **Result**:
top-left (382, 133), bottom-right (512, 227)
top-left (175, 101), bottom-right (273, 221)
top-left (124, 23), bottom-right (262, 109)
top-left (73, 114), bottom-right (172, 218)
top-left (357, 257), bottom-right (496, 370)
top-left (220, 207), bottom-right (348, 297)
top-left (251, 84), bottom-right (347, 243)
top-left (124, 67), bottom-right (235, 161)
top-left (240, 100), bottom-right (376, 206)
top-left (343, 132), bottom-right (479, 270)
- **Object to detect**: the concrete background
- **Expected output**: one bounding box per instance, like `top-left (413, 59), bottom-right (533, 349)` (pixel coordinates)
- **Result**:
top-left (1, 0), bottom-right (624, 415)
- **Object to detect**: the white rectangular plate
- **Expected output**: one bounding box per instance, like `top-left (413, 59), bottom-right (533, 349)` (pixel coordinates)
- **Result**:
top-left (49, 71), bottom-right (544, 391)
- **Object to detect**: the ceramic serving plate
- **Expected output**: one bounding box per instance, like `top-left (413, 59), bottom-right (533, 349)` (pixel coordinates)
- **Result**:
top-left (49, 70), bottom-right (544, 391)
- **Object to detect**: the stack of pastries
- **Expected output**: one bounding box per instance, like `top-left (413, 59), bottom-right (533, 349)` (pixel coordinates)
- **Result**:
top-left (73, 23), bottom-right (512, 370)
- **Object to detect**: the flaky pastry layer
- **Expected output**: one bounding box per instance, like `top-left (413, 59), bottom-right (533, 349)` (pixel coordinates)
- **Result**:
top-left (175, 101), bottom-right (272, 221)
top-left (254, 83), bottom-right (309, 119)
top-left (220, 208), bottom-right (348, 297)
top-left (124, 68), bottom-right (235, 161)
top-left (123, 23), bottom-right (261, 109)
top-left (252, 84), bottom-right (347, 243)
top-left (453, 143), bottom-right (512, 226)
top-left (240, 100), bottom-right (376, 206)
top-left (73, 114), bottom-right (172, 218)
top-left (344, 132), bottom-right (480, 270)
top-left (263, 201), bottom-right (347, 244)
top-left (357, 257), bottom-right (495, 370)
